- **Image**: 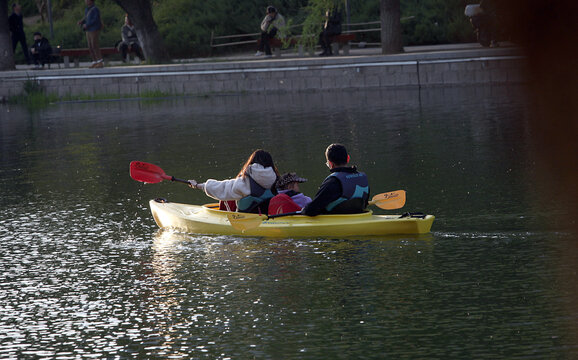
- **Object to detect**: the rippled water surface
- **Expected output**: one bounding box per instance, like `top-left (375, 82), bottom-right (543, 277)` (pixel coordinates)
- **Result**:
top-left (1, 86), bottom-right (577, 359)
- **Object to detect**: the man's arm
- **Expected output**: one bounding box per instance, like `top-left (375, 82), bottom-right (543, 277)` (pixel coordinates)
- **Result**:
top-left (301, 177), bottom-right (341, 216)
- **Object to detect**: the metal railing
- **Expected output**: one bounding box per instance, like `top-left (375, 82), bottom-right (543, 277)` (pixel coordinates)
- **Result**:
top-left (210, 17), bottom-right (414, 49)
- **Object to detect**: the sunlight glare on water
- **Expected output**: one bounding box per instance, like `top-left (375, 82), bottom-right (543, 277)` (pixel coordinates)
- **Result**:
top-left (0, 86), bottom-right (577, 358)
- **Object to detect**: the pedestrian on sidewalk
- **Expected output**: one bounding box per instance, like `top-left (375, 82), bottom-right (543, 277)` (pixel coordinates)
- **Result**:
top-left (78, 0), bottom-right (104, 68)
top-left (8, 3), bottom-right (31, 64)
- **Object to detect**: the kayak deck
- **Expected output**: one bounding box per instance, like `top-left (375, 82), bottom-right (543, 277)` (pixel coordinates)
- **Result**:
top-left (149, 200), bottom-right (434, 237)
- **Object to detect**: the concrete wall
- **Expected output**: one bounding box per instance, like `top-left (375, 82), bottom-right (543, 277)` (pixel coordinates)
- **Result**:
top-left (0, 47), bottom-right (526, 100)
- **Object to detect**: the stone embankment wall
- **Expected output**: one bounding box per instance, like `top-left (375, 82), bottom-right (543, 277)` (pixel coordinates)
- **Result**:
top-left (0, 47), bottom-right (525, 99)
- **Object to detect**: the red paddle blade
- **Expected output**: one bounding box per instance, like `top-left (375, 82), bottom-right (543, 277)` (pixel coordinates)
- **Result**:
top-left (130, 161), bottom-right (170, 184)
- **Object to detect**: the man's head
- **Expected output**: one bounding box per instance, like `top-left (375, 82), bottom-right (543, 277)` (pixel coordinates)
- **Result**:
top-left (325, 143), bottom-right (350, 168)
top-left (267, 6), bottom-right (277, 14)
top-left (33, 32), bottom-right (42, 41)
top-left (12, 3), bottom-right (21, 13)
top-left (85, 0), bottom-right (94, 6)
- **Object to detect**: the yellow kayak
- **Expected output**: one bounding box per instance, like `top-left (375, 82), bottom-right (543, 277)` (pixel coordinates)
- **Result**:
top-left (149, 199), bottom-right (435, 237)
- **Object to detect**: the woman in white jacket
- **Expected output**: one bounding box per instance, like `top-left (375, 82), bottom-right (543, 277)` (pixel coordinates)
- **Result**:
top-left (188, 149), bottom-right (280, 213)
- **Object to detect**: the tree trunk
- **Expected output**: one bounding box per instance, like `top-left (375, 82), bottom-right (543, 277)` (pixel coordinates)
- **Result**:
top-left (113, 0), bottom-right (170, 63)
top-left (0, 0), bottom-right (16, 71)
top-left (380, 0), bottom-right (403, 54)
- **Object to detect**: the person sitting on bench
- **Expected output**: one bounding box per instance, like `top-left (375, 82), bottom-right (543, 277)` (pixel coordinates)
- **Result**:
top-left (256, 6), bottom-right (285, 57)
top-left (117, 14), bottom-right (145, 63)
top-left (30, 32), bottom-right (52, 69)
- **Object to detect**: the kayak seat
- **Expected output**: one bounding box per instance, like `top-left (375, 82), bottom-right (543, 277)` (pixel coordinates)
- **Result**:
top-left (268, 193), bottom-right (302, 215)
top-left (219, 200), bottom-right (237, 212)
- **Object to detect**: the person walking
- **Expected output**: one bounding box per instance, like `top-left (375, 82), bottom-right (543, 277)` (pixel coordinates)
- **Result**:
top-left (78, 0), bottom-right (104, 68)
top-left (8, 3), bottom-right (31, 64)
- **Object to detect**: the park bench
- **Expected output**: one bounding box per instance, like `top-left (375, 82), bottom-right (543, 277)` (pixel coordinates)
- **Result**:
top-left (265, 33), bottom-right (356, 57)
top-left (52, 47), bottom-right (119, 68)
top-left (329, 33), bottom-right (356, 55)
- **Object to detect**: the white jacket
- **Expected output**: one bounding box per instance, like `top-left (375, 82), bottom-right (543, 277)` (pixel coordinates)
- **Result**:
top-left (203, 164), bottom-right (277, 201)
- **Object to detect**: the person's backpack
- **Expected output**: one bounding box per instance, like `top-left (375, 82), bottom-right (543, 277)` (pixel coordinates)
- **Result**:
top-left (268, 193), bottom-right (301, 215)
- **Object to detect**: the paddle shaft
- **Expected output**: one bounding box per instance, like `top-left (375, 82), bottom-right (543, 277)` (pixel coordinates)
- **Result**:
top-left (152, 173), bottom-right (189, 185)
top-left (169, 176), bottom-right (190, 185)
top-left (268, 211), bottom-right (301, 219)
top-left (267, 190), bottom-right (405, 219)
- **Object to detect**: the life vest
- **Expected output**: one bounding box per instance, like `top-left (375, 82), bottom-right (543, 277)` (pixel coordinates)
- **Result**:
top-left (236, 175), bottom-right (276, 213)
top-left (325, 171), bottom-right (369, 213)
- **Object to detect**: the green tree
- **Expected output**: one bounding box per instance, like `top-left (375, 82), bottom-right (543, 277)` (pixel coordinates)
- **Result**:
top-left (112, 0), bottom-right (170, 63)
top-left (299, 0), bottom-right (342, 50)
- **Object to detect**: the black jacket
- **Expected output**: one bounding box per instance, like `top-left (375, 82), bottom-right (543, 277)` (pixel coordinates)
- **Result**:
top-left (8, 13), bottom-right (25, 35)
top-left (31, 37), bottom-right (52, 55)
top-left (302, 166), bottom-right (369, 216)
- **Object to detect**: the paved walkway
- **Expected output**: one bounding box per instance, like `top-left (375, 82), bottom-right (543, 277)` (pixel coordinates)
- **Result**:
top-left (14, 42), bottom-right (516, 71)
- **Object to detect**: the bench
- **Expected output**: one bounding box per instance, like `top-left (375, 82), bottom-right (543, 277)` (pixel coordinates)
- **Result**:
top-left (268, 37), bottom-right (298, 57)
top-left (53, 47), bottom-right (120, 68)
top-left (266, 33), bottom-right (356, 57)
top-left (330, 33), bottom-right (356, 55)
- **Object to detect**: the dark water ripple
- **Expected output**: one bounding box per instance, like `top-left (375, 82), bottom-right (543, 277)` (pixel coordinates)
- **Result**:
top-left (1, 87), bottom-right (577, 358)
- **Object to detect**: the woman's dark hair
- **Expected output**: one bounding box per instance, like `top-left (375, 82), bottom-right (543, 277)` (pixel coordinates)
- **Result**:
top-left (325, 143), bottom-right (348, 165)
top-left (238, 149), bottom-right (280, 177)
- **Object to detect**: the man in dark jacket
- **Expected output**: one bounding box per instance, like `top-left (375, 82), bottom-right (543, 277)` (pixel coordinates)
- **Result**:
top-left (8, 3), bottom-right (31, 64)
top-left (319, 9), bottom-right (342, 56)
top-left (30, 32), bottom-right (52, 69)
top-left (78, 0), bottom-right (103, 68)
top-left (302, 144), bottom-right (370, 216)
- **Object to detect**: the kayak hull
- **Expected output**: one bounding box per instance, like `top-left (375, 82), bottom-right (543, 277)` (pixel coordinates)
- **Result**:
top-left (149, 200), bottom-right (434, 237)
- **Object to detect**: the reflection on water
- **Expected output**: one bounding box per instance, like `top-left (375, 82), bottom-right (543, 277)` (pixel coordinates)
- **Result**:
top-left (1, 86), bottom-right (577, 358)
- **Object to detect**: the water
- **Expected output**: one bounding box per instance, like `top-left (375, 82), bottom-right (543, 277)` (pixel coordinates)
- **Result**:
top-left (1, 87), bottom-right (577, 359)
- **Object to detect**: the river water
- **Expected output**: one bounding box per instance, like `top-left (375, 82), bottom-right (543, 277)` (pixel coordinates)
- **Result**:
top-left (1, 86), bottom-right (577, 359)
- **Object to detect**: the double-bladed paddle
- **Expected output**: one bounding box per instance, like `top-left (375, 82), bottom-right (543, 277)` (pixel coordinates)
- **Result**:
top-left (129, 161), bottom-right (406, 231)
top-left (130, 161), bottom-right (189, 185)
top-left (227, 190), bottom-right (407, 231)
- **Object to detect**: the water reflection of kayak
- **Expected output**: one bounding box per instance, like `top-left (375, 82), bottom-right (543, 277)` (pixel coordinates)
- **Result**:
top-left (149, 199), bottom-right (435, 237)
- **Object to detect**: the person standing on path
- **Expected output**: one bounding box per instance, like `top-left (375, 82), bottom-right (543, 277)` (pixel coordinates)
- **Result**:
top-left (8, 3), bottom-right (31, 65)
top-left (78, 0), bottom-right (104, 68)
